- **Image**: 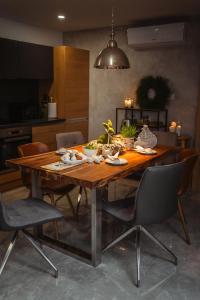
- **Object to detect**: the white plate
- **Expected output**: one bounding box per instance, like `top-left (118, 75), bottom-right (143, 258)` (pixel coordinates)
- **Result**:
top-left (105, 158), bottom-right (128, 165)
top-left (56, 148), bottom-right (67, 155)
top-left (61, 157), bottom-right (88, 165)
top-left (134, 149), bottom-right (157, 155)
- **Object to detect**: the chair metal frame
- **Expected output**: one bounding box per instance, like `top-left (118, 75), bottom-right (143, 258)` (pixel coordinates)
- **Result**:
top-left (0, 230), bottom-right (58, 278)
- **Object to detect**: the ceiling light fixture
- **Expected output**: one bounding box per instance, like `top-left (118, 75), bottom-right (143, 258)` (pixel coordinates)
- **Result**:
top-left (94, 8), bottom-right (130, 69)
top-left (57, 15), bottom-right (66, 20)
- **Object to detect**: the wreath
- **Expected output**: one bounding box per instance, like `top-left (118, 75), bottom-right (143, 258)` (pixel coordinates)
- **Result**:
top-left (136, 76), bottom-right (171, 109)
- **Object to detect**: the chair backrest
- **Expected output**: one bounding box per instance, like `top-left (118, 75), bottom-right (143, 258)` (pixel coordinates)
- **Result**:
top-left (0, 200), bottom-right (10, 230)
top-left (134, 162), bottom-right (184, 225)
top-left (178, 149), bottom-right (198, 196)
top-left (154, 131), bottom-right (177, 147)
top-left (18, 142), bottom-right (49, 188)
top-left (56, 131), bottom-right (85, 149)
top-left (18, 142), bottom-right (49, 157)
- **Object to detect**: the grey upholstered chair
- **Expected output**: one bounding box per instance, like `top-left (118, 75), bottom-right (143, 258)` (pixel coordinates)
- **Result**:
top-left (177, 149), bottom-right (198, 244)
top-left (0, 197), bottom-right (64, 277)
top-left (56, 131), bottom-right (85, 149)
top-left (102, 162), bottom-right (184, 287)
top-left (56, 131), bottom-right (88, 214)
top-left (154, 131), bottom-right (177, 147)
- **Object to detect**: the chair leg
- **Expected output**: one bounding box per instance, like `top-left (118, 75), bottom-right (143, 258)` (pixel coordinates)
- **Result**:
top-left (76, 186), bottom-right (83, 215)
top-left (136, 226), bottom-right (141, 288)
top-left (48, 193), bottom-right (59, 240)
top-left (178, 199), bottom-right (191, 245)
top-left (83, 187), bottom-right (89, 207)
top-left (0, 231), bottom-right (18, 276)
top-left (141, 226), bottom-right (177, 265)
top-left (23, 230), bottom-right (58, 278)
top-left (66, 193), bottom-right (76, 217)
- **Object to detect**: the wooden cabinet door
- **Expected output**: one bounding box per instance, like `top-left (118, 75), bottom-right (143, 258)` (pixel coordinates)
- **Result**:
top-left (0, 38), bottom-right (19, 79)
top-left (54, 46), bottom-right (89, 120)
top-left (19, 42), bottom-right (53, 79)
top-left (32, 123), bottom-right (66, 150)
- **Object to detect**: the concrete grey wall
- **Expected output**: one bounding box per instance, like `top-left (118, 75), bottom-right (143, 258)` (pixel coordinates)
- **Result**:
top-left (0, 17), bottom-right (62, 46)
top-left (63, 24), bottom-right (200, 142)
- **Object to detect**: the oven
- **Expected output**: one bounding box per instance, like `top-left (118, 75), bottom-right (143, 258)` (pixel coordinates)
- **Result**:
top-left (0, 126), bottom-right (32, 172)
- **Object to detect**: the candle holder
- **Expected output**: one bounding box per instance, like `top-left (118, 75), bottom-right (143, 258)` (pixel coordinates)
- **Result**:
top-left (169, 121), bottom-right (177, 133)
top-left (124, 97), bottom-right (134, 108)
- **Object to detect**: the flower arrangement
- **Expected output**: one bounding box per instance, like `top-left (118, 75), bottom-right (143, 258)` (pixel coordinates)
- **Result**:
top-left (120, 124), bottom-right (137, 138)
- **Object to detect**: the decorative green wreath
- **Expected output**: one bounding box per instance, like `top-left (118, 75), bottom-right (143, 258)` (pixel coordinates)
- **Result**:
top-left (136, 76), bottom-right (171, 109)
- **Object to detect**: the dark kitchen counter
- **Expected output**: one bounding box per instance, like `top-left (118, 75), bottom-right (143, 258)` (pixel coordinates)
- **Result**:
top-left (0, 118), bottom-right (65, 129)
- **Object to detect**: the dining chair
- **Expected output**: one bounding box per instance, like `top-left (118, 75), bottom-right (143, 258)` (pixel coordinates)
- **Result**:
top-left (18, 142), bottom-right (76, 238)
top-left (177, 149), bottom-right (198, 244)
top-left (56, 131), bottom-right (85, 149)
top-left (0, 197), bottom-right (63, 277)
top-left (56, 131), bottom-right (88, 214)
top-left (124, 131), bottom-right (178, 196)
top-left (102, 162), bottom-right (184, 287)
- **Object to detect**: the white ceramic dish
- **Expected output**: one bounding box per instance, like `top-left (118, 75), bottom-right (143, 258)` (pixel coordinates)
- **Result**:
top-left (56, 148), bottom-right (67, 155)
top-left (60, 157), bottom-right (87, 165)
top-left (134, 148), bottom-right (157, 155)
top-left (105, 158), bottom-right (128, 166)
top-left (82, 146), bottom-right (98, 157)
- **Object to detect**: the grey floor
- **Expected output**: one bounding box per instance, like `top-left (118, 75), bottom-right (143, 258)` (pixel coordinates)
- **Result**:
top-left (0, 181), bottom-right (200, 300)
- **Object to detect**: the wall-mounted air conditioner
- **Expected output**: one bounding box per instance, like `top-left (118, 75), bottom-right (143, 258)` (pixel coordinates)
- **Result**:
top-left (127, 22), bottom-right (186, 49)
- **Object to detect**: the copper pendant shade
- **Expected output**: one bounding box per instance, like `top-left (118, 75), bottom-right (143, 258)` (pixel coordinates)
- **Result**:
top-left (94, 9), bottom-right (130, 69)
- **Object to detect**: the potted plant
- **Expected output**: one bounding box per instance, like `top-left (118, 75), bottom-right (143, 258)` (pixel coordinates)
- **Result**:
top-left (120, 124), bottom-right (137, 150)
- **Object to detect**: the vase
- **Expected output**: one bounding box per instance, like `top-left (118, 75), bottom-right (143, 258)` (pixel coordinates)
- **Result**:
top-left (123, 137), bottom-right (135, 150)
top-left (136, 125), bottom-right (157, 148)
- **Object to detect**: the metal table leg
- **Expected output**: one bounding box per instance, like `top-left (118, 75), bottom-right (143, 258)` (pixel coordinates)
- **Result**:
top-left (31, 170), bottom-right (42, 237)
top-left (91, 188), bottom-right (102, 267)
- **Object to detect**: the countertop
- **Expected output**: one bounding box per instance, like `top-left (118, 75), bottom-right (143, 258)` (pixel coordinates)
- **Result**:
top-left (0, 118), bottom-right (65, 129)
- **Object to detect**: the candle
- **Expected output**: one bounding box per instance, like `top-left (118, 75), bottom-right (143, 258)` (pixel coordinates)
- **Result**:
top-left (176, 122), bottom-right (182, 136)
top-left (169, 121), bottom-right (177, 133)
top-left (124, 97), bottom-right (133, 108)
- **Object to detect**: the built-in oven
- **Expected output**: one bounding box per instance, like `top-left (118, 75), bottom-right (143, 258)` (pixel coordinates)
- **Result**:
top-left (0, 126), bottom-right (32, 172)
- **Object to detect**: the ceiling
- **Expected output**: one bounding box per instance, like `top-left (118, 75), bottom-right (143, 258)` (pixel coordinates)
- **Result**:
top-left (0, 0), bottom-right (199, 32)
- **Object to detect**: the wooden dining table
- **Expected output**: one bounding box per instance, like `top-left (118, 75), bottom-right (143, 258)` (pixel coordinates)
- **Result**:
top-left (7, 145), bottom-right (176, 267)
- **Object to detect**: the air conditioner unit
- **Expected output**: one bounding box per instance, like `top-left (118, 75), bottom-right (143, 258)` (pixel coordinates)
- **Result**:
top-left (127, 22), bottom-right (186, 49)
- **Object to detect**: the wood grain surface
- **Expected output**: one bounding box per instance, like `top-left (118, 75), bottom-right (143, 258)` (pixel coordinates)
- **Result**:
top-left (7, 146), bottom-right (175, 189)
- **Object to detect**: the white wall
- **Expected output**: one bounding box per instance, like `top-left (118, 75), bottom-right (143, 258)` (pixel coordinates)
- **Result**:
top-left (0, 17), bottom-right (62, 46)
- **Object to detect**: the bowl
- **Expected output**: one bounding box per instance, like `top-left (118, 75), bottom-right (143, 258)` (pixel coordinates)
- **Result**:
top-left (82, 146), bottom-right (97, 157)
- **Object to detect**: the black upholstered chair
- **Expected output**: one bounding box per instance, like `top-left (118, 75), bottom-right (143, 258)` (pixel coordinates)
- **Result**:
top-left (0, 197), bottom-right (63, 278)
top-left (102, 162), bottom-right (184, 287)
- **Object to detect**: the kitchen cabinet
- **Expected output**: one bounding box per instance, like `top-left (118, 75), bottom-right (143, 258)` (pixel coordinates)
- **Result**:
top-left (53, 46), bottom-right (89, 139)
top-left (0, 37), bottom-right (53, 79)
top-left (32, 122), bottom-right (66, 150)
top-left (0, 38), bottom-right (19, 78)
top-left (19, 42), bottom-right (53, 79)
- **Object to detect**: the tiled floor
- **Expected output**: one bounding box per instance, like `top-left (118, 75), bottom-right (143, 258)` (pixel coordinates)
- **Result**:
top-left (0, 182), bottom-right (200, 300)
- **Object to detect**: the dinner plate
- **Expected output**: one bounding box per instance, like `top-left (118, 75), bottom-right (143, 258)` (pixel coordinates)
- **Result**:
top-left (61, 157), bottom-right (88, 165)
top-left (134, 149), bottom-right (157, 155)
top-left (105, 158), bottom-right (128, 165)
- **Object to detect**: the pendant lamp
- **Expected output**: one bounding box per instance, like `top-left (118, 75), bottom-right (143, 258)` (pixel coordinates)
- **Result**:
top-left (94, 8), bottom-right (130, 69)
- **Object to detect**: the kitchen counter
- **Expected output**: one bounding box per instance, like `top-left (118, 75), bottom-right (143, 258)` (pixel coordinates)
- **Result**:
top-left (0, 118), bottom-right (65, 129)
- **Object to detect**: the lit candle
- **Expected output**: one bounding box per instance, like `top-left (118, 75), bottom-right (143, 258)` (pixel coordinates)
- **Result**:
top-left (124, 97), bottom-right (133, 108)
top-left (176, 122), bottom-right (182, 136)
top-left (169, 121), bottom-right (177, 133)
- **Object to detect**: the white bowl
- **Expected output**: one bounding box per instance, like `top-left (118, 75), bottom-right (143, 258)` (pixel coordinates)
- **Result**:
top-left (82, 146), bottom-right (97, 157)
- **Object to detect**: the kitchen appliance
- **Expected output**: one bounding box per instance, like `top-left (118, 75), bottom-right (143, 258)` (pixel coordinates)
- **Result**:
top-left (0, 126), bottom-right (32, 172)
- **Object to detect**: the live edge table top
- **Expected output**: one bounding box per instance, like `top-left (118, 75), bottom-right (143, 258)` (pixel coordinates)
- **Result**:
top-left (7, 145), bottom-right (176, 189)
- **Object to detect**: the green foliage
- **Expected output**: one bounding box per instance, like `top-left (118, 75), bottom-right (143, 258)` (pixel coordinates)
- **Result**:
top-left (97, 134), bottom-right (108, 144)
top-left (136, 75), bottom-right (171, 109)
top-left (102, 119), bottom-right (115, 135)
top-left (120, 125), bottom-right (137, 138)
top-left (85, 142), bottom-right (97, 150)
top-left (97, 119), bottom-right (115, 144)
